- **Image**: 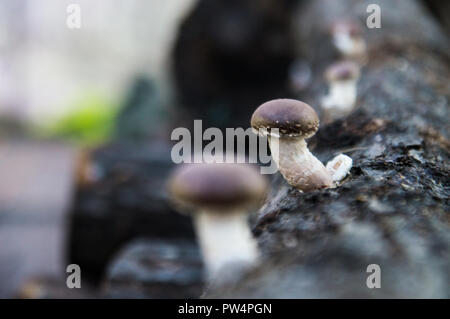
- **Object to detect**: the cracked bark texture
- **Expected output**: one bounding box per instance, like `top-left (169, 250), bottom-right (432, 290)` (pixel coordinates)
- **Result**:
top-left (205, 0), bottom-right (450, 298)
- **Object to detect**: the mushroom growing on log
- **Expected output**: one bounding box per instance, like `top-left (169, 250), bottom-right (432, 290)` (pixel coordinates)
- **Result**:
top-left (168, 163), bottom-right (268, 280)
top-left (321, 60), bottom-right (361, 122)
top-left (205, 0), bottom-right (450, 298)
top-left (330, 20), bottom-right (367, 62)
top-left (251, 99), bottom-right (352, 191)
top-left (68, 0), bottom-right (449, 298)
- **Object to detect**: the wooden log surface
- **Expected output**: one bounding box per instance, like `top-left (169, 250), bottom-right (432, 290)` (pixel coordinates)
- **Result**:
top-left (205, 0), bottom-right (450, 298)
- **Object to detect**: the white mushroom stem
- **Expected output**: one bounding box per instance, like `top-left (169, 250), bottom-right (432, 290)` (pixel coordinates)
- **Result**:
top-left (322, 79), bottom-right (358, 118)
top-left (326, 154), bottom-right (353, 182)
top-left (268, 136), bottom-right (333, 191)
top-left (194, 210), bottom-right (259, 278)
top-left (333, 33), bottom-right (366, 58)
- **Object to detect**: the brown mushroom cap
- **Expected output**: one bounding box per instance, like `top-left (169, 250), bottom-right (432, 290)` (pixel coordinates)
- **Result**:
top-left (168, 163), bottom-right (268, 212)
top-left (325, 60), bottom-right (360, 82)
top-left (251, 99), bottom-right (319, 138)
top-left (331, 20), bottom-right (363, 37)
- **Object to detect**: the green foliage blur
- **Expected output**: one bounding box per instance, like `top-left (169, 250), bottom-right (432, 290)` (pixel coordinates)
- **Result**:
top-left (39, 94), bottom-right (118, 146)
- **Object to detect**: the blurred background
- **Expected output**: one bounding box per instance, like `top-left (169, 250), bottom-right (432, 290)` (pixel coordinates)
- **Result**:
top-left (0, 0), bottom-right (448, 298)
top-left (0, 0), bottom-right (198, 142)
top-left (0, 0), bottom-right (202, 298)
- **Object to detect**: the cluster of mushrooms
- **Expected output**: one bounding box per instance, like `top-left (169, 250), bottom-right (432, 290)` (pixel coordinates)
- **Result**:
top-left (167, 19), bottom-right (366, 283)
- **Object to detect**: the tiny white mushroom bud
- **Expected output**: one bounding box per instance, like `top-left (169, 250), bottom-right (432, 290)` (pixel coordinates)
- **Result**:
top-left (251, 99), bottom-right (333, 191)
top-left (167, 163), bottom-right (268, 279)
top-left (322, 60), bottom-right (360, 122)
top-left (326, 154), bottom-right (353, 182)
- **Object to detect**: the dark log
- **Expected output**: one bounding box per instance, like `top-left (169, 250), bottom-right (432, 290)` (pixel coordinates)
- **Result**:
top-left (102, 239), bottom-right (204, 298)
top-left (67, 144), bottom-right (196, 283)
top-left (205, 0), bottom-right (450, 298)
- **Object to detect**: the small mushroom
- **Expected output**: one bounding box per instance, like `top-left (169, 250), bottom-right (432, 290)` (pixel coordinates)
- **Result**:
top-left (331, 20), bottom-right (366, 61)
top-left (322, 60), bottom-right (360, 121)
top-left (251, 99), bottom-right (333, 191)
top-left (167, 163), bottom-right (268, 278)
top-left (326, 153), bottom-right (353, 182)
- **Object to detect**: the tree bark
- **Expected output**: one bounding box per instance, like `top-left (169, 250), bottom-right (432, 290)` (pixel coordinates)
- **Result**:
top-left (205, 0), bottom-right (450, 298)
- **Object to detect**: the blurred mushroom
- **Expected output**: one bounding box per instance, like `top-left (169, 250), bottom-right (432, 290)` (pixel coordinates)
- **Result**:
top-left (321, 60), bottom-right (360, 122)
top-left (167, 163), bottom-right (268, 279)
top-left (331, 20), bottom-right (367, 61)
